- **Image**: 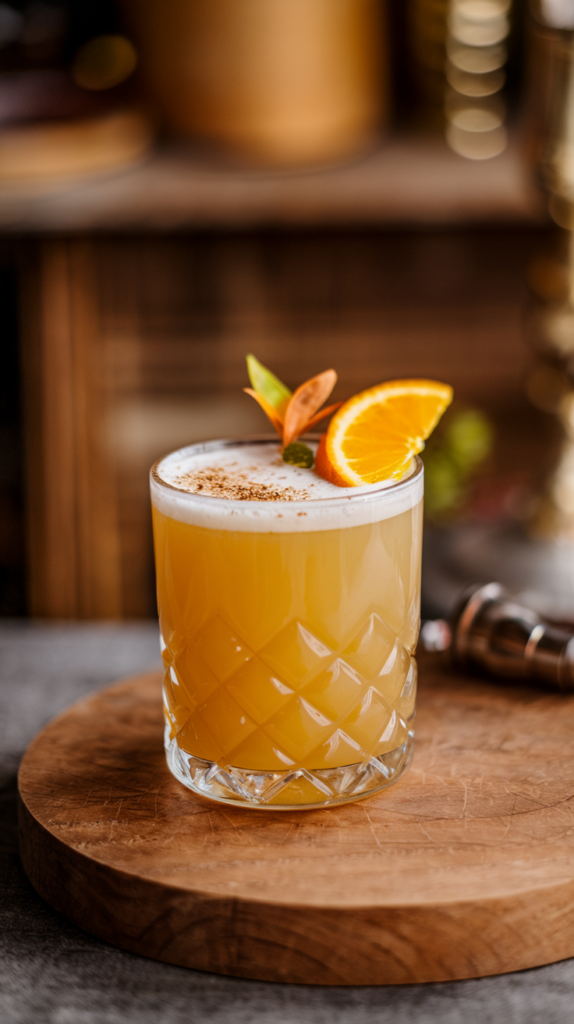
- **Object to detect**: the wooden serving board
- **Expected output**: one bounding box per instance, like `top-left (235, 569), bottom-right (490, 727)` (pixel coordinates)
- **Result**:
top-left (18, 658), bottom-right (574, 985)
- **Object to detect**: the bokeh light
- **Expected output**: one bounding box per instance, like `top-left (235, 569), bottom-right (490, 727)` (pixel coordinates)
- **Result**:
top-left (447, 41), bottom-right (507, 72)
top-left (72, 35), bottom-right (137, 92)
top-left (444, 0), bottom-right (510, 159)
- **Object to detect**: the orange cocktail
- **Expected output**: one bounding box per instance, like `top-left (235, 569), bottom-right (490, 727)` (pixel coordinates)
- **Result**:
top-left (151, 437), bottom-right (423, 809)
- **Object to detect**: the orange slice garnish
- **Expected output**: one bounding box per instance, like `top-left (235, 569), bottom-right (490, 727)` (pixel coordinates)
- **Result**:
top-left (315, 378), bottom-right (453, 487)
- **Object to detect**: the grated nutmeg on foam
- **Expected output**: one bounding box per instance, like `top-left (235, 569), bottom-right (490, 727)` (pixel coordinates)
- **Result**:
top-left (152, 442), bottom-right (423, 532)
top-left (173, 466), bottom-right (310, 502)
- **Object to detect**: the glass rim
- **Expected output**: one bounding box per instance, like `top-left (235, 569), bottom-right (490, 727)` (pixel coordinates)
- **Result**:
top-left (150, 434), bottom-right (424, 512)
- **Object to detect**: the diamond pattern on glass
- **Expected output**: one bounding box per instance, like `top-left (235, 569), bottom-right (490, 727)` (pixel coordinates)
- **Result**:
top-left (259, 619), bottom-right (334, 689)
top-left (225, 729), bottom-right (296, 771)
top-left (374, 637), bottom-right (412, 705)
top-left (173, 644), bottom-right (220, 709)
top-left (192, 615), bottom-right (254, 681)
top-left (163, 666), bottom-right (191, 741)
top-left (162, 615), bottom-right (417, 779)
top-left (396, 660), bottom-right (417, 720)
top-left (160, 633), bottom-right (171, 667)
top-left (343, 686), bottom-right (394, 750)
top-left (402, 586), bottom-right (421, 652)
top-left (342, 613), bottom-right (397, 679)
top-left (313, 728), bottom-right (365, 770)
top-left (300, 659), bottom-right (367, 723)
top-left (226, 657), bottom-right (294, 725)
top-left (176, 709), bottom-right (223, 762)
top-left (264, 695), bottom-right (334, 762)
top-left (375, 708), bottom-right (408, 755)
top-left (197, 687), bottom-right (257, 753)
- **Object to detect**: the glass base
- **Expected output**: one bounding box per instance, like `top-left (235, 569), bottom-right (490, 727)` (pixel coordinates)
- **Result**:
top-left (165, 723), bottom-right (414, 810)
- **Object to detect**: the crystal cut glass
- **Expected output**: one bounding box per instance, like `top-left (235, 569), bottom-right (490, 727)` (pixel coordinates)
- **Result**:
top-left (151, 438), bottom-right (423, 809)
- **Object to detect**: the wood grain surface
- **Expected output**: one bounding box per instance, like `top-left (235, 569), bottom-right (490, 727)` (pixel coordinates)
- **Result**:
top-left (18, 656), bottom-right (574, 985)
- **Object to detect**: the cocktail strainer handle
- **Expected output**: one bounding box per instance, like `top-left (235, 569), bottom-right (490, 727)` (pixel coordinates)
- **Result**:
top-left (450, 582), bottom-right (574, 691)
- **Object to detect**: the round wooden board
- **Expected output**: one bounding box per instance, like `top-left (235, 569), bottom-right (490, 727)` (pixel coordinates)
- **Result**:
top-left (18, 657), bottom-right (574, 986)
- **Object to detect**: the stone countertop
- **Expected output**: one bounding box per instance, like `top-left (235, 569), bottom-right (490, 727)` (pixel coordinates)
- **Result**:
top-left (1, 621), bottom-right (573, 1024)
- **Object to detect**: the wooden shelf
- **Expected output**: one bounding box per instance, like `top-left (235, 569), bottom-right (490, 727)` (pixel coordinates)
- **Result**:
top-left (0, 133), bottom-right (544, 234)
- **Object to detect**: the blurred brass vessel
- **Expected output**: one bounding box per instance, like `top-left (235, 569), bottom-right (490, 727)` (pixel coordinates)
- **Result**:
top-left (422, 2), bottom-right (574, 622)
top-left (526, 2), bottom-right (574, 544)
top-left (122, 0), bottom-right (386, 167)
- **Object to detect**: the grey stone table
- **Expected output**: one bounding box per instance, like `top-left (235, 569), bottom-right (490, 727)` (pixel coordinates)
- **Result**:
top-left (2, 621), bottom-right (574, 1024)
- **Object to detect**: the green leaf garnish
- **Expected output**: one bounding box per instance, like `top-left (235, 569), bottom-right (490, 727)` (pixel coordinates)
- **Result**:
top-left (282, 442), bottom-right (315, 468)
top-left (246, 354), bottom-right (291, 416)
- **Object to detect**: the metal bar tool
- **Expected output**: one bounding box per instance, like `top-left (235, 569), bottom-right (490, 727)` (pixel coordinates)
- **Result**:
top-left (420, 582), bottom-right (574, 691)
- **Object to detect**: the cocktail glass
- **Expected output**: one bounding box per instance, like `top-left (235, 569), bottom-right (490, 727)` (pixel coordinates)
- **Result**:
top-left (151, 437), bottom-right (423, 809)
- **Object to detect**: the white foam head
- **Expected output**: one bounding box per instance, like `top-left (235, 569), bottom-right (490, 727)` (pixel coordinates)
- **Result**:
top-left (150, 438), bottom-right (424, 533)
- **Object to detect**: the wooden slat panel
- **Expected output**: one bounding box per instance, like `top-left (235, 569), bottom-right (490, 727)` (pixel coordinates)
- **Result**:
top-left (18, 226), bottom-right (550, 618)
top-left (68, 242), bottom-right (123, 618)
top-left (20, 241), bottom-right (78, 616)
top-left (20, 240), bottom-right (122, 618)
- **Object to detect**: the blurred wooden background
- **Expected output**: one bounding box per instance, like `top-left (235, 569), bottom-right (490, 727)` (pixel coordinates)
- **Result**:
top-left (0, 0), bottom-right (559, 624)
top-left (1, 220), bottom-right (548, 618)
